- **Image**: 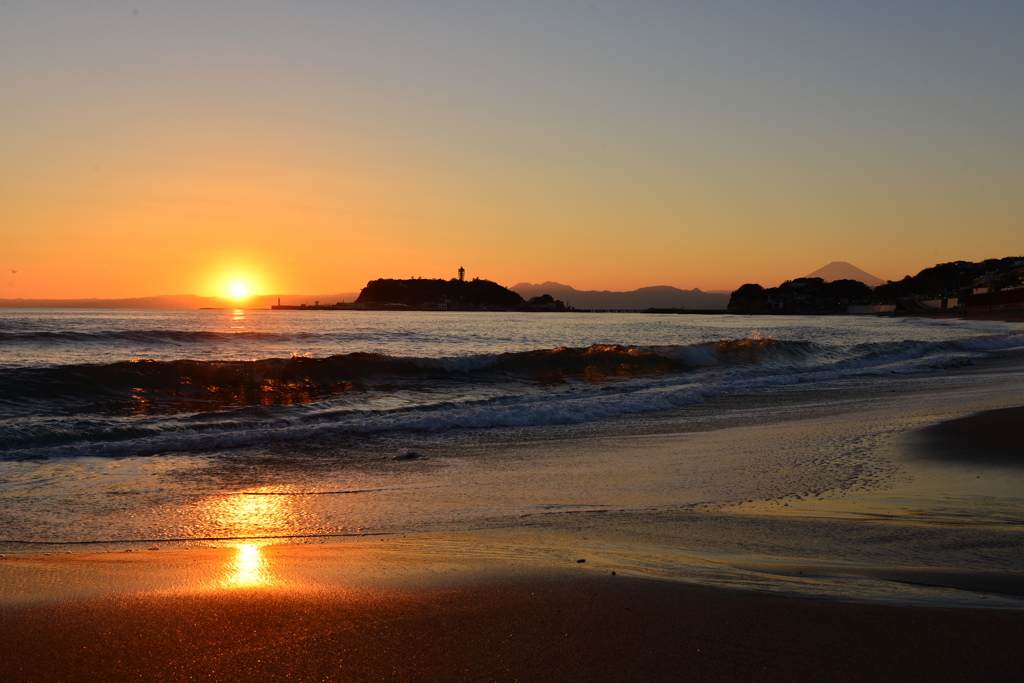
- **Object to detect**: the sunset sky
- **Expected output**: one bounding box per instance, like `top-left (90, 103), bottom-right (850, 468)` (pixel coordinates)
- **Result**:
top-left (3, 2), bottom-right (1022, 299)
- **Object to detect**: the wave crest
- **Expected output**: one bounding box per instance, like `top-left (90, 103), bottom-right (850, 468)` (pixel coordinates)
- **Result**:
top-left (0, 342), bottom-right (732, 412)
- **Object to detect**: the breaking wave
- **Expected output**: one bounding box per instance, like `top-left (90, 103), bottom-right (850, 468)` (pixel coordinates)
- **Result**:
top-left (0, 339), bottom-right (794, 410)
top-left (0, 384), bottom-right (714, 460)
top-left (2, 333), bottom-right (1022, 460)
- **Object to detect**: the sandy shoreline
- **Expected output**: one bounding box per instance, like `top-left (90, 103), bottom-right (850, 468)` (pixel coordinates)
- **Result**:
top-left (3, 345), bottom-right (1023, 680)
top-left (3, 543), bottom-right (1024, 683)
top-left (904, 309), bottom-right (1024, 323)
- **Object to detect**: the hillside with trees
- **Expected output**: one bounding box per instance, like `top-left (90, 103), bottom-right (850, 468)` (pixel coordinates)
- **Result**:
top-left (356, 278), bottom-right (526, 310)
top-left (728, 256), bottom-right (1024, 314)
top-left (728, 278), bottom-right (871, 314)
top-left (870, 257), bottom-right (1024, 304)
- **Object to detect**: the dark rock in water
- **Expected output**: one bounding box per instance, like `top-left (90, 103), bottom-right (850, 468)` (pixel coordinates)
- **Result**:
top-left (393, 451), bottom-right (423, 461)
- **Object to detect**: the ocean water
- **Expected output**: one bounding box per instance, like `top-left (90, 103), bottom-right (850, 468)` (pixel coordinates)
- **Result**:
top-left (3, 308), bottom-right (1024, 605)
top-left (4, 308), bottom-right (1021, 460)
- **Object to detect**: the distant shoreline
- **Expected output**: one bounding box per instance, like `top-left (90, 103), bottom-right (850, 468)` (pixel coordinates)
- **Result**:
top-left (893, 308), bottom-right (1024, 323)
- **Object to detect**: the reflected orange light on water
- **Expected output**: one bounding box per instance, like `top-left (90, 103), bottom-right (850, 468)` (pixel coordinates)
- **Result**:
top-left (197, 488), bottom-right (303, 590)
top-left (199, 487), bottom-right (299, 538)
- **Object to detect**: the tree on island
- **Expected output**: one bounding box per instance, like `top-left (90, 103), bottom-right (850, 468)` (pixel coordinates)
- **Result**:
top-left (727, 283), bottom-right (769, 313)
top-left (521, 294), bottom-right (566, 311)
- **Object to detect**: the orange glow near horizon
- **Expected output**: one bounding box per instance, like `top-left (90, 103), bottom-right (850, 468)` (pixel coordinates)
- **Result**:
top-left (208, 269), bottom-right (269, 301)
top-left (3, 5), bottom-right (1021, 300)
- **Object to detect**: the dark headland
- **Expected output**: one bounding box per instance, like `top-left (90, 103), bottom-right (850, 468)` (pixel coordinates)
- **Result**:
top-left (728, 256), bottom-right (1024, 317)
top-left (272, 276), bottom-right (563, 311)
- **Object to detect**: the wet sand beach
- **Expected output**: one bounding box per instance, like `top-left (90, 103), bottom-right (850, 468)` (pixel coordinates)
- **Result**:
top-left (4, 389), bottom-right (1024, 682)
top-left (905, 309), bottom-right (1024, 323)
top-left (2, 316), bottom-right (1023, 681)
top-left (913, 405), bottom-right (1024, 465)
top-left (3, 543), bottom-right (1024, 683)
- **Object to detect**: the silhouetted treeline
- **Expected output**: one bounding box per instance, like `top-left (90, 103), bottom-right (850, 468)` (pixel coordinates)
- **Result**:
top-left (521, 294), bottom-right (567, 311)
top-left (728, 278), bottom-right (871, 314)
top-left (871, 257), bottom-right (1023, 303)
top-left (728, 256), bottom-right (1024, 314)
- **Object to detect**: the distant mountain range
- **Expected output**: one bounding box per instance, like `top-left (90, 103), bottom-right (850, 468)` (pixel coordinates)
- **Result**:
top-left (510, 282), bottom-right (730, 310)
top-left (804, 262), bottom-right (885, 287)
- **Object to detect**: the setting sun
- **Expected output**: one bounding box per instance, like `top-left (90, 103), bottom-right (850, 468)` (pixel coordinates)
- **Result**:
top-left (230, 283), bottom-right (248, 298)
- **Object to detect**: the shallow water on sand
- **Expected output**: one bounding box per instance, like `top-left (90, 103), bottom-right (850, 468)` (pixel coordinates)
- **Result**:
top-left (2, 310), bottom-right (1023, 606)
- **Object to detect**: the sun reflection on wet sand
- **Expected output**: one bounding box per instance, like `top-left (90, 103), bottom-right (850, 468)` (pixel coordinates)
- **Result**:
top-left (220, 543), bottom-right (277, 589)
top-left (195, 487), bottom-right (306, 590)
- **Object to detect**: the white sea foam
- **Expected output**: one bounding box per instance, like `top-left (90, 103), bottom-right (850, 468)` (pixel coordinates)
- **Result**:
top-left (1, 384), bottom-right (714, 460)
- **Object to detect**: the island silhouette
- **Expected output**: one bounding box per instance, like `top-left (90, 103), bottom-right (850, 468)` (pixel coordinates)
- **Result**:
top-left (355, 276), bottom-right (528, 310)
